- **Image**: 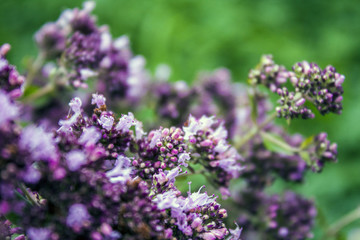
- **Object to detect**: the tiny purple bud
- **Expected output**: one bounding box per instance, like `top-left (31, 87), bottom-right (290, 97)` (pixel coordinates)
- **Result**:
top-left (295, 98), bottom-right (306, 107)
top-left (323, 151), bottom-right (333, 158)
top-left (335, 75), bottom-right (344, 87)
top-left (335, 96), bottom-right (343, 103)
top-left (200, 139), bottom-right (212, 147)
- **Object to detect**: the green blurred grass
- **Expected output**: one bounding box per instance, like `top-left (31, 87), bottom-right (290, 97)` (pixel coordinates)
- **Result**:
top-left (1, 0), bottom-right (360, 238)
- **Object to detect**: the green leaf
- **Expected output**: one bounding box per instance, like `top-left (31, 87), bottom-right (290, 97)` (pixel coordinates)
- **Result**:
top-left (300, 136), bottom-right (314, 150)
top-left (299, 151), bottom-right (312, 165)
top-left (250, 93), bottom-right (258, 123)
top-left (22, 85), bottom-right (41, 97)
top-left (286, 118), bottom-right (291, 126)
top-left (5, 212), bottom-right (19, 225)
top-left (260, 131), bottom-right (295, 155)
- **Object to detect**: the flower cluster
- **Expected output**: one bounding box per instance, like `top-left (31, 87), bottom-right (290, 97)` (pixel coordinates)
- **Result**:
top-left (153, 182), bottom-right (237, 240)
top-left (132, 126), bottom-right (190, 179)
top-left (303, 132), bottom-right (338, 172)
top-left (0, 1), bottom-right (346, 240)
top-left (249, 55), bottom-right (344, 119)
top-left (152, 67), bottom-right (239, 138)
top-left (240, 128), bottom-right (307, 189)
top-left (184, 115), bottom-right (242, 193)
top-left (35, 1), bottom-right (149, 104)
top-left (236, 190), bottom-right (316, 240)
top-left (248, 55), bottom-right (290, 92)
top-left (0, 44), bottom-right (25, 99)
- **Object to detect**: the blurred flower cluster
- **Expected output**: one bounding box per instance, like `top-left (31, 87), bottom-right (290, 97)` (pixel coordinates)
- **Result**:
top-left (0, 2), bottom-right (345, 240)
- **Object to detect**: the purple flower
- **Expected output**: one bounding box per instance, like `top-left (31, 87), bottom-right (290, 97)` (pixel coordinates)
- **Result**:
top-left (106, 155), bottom-right (132, 183)
top-left (178, 152), bottom-right (191, 167)
top-left (98, 114), bottom-right (114, 131)
top-left (79, 126), bottom-right (101, 147)
top-left (183, 115), bottom-right (215, 140)
top-left (0, 91), bottom-right (19, 127)
top-left (27, 228), bottom-right (51, 240)
top-left (134, 120), bottom-right (145, 140)
top-left (58, 112), bottom-right (80, 133)
top-left (148, 130), bottom-right (162, 148)
top-left (35, 22), bottom-right (66, 59)
top-left (0, 44), bottom-right (25, 99)
top-left (185, 185), bottom-right (216, 210)
top-left (23, 166), bottom-right (41, 184)
top-left (153, 190), bottom-right (179, 210)
top-left (66, 150), bottom-right (87, 171)
top-left (91, 93), bottom-right (106, 107)
top-left (212, 123), bottom-right (228, 140)
top-left (228, 223), bottom-right (242, 240)
top-left (69, 97), bottom-right (82, 113)
top-left (66, 203), bottom-right (91, 231)
top-left (19, 125), bottom-right (58, 162)
top-left (115, 112), bottom-right (135, 133)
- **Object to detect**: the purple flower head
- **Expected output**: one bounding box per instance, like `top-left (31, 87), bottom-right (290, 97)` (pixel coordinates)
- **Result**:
top-left (69, 97), bottom-right (82, 113)
top-left (217, 147), bottom-right (243, 178)
top-left (228, 222), bottom-right (242, 240)
top-left (19, 125), bottom-right (58, 162)
top-left (165, 167), bottom-right (187, 184)
top-left (305, 132), bottom-right (338, 172)
top-left (79, 126), bottom-right (101, 147)
top-left (27, 227), bottom-right (51, 240)
top-left (91, 93), bottom-right (106, 107)
top-left (35, 22), bottom-right (66, 59)
top-left (183, 115), bottom-right (216, 140)
top-left (0, 91), bottom-right (19, 127)
top-left (0, 44), bottom-right (25, 99)
top-left (148, 129), bottom-right (162, 148)
top-left (178, 152), bottom-right (191, 167)
top-left (23, 166), bottom-right (41, 184)
top-left (134, 120), bottom-right (145, 140)
top-left (212, 122), bottom-right (228, 140)
top-left (113, 35), bottom-right (129, 50)
top-left (58, 112), bottom-right (80, 133)
top-left (115, 112), bottom-right (135, 133)
top-left (105, 155), bottom-right (132, 183)
top-left (66, 150), bottom-right (87, 171)
top-left (66, 203), bottom-right (91, 231)
top-left (98, 114), bottom-right (114, 131)
top-left (153, 190), bottom-right (180, 210)
top-left (214, 140), bottom-right (229, 154)
top-left (126, 55), bottom-right (149, 102)
top-left (185, 185), bottom-right (216, 210)
top-left (153, 171), bottom-right (167, 185)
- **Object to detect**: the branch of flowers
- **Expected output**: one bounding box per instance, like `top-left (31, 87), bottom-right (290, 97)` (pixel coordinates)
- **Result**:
top-left (18, 183), bottom-right (40, 207)
top-left (24, 54), bottom-right (44, 89)
top-left (323, 206), bottom-right (360, 239)
top-left (235, 112), bottom-right (277, 149)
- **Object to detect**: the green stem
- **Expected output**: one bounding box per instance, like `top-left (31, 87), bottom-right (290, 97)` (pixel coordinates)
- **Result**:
top-left (24, 54), bottom-right (44, 89)
top-left (260, 131), bottom-right (301, 153)
top-left (323, 206), bottom-right (360, 239)
top-left (21, 83), bottom-right (55, 103)
top-left (235, 112), bottom-right (277, 149)
top-left (18, 183), bottom-right (40, 207)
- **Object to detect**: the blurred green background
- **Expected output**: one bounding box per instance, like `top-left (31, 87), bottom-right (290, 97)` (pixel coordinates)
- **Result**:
top-left (1, 0), bottom-right (359, 238)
